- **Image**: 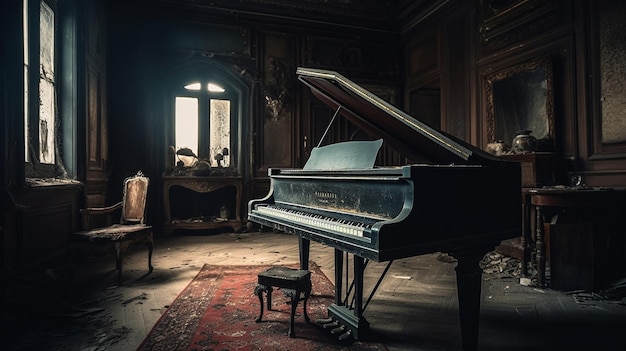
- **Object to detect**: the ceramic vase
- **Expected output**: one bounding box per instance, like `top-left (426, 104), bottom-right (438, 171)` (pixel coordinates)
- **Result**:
top-left (512, 130), bottom-right (537, 154)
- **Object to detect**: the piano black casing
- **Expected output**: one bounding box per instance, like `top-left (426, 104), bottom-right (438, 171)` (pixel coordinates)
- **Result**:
top-left (249, 67), bottom-right (521, 261)
top-left (247, 67), bottom-right (521, 350)
top-left (249, 163), bottom-right (521, 262)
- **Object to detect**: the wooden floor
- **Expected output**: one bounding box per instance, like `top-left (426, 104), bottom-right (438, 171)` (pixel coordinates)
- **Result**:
top-left (3, 229), bottom-right (626, 351)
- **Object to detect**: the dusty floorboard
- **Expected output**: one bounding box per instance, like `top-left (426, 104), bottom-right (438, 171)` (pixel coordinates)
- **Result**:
top-left (3, 230), bottom-right (626, 351)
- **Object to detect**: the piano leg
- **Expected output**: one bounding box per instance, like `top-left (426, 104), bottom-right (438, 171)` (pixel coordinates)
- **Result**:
top-left (298, 236), bottom-right (310, 270)
top-left (334, 249), bottom-right (343, 306)
top-left (353, 255), bottom-right (365, 322)
top-left (451, 248), bottom-right (488, 351)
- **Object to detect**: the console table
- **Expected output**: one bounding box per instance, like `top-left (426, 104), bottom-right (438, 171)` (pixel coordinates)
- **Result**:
top-left (496, 153), bottom-right (557, 263)
top-left (163, 176), bottom-right (243, 233)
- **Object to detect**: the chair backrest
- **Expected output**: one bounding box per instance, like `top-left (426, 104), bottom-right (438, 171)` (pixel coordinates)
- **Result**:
top-left (121, 171), bottom-right (149, 224)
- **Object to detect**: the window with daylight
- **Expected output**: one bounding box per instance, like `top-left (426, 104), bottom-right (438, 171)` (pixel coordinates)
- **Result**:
top-left (174, 80), bottom-right (235, 169)
top-left (23, 0), bottom-right (77, 178)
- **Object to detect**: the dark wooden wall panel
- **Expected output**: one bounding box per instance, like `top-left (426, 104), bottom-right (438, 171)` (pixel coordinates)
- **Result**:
top-left (258, 33), bottom-right (295, 173)
top-left (10, 185), bottom-right (81, 271)
top-left (85, 0), bottom-right (109, 206)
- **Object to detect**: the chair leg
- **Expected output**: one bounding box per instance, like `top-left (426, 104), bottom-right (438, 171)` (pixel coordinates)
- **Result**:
top-left (115, 242), bottom-right (123, 285)
top-left (115, 241), bottom-right (130, 285)
top-left (147, 235), bottom-right (154, 273)
top-left (254, 284), bottom-right (270, 322)
top-left (285, 289), bottom-right (300, 338)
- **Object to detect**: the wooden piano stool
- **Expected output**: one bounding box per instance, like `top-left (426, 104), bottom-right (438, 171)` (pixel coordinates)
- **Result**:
top-left (254, 266), bottom-right (312, 337)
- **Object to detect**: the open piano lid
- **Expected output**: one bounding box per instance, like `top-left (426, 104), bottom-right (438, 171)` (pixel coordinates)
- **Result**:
top-left (297, 67), bottom-right (503, 165)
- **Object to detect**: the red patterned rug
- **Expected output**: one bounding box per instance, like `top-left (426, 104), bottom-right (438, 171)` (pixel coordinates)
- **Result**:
top-left (137, 262), bottom-right (388, 351)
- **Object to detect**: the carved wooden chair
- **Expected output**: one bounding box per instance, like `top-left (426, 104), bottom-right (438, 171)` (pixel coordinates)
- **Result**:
top-left (72, 171), bottom-right (153, 284)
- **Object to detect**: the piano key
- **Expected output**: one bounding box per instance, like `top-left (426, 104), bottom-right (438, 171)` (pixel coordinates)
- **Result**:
top-left (254, 205), bottom-right (373, 239)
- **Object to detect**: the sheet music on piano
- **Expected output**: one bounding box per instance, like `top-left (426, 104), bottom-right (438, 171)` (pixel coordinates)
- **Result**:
top-left (248, 67), bottom-right (521, 350)
top-left (303, 139), bottom-right (383, 170)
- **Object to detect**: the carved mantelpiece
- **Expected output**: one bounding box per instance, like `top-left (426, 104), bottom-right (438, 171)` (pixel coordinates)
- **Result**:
top-left (163, 176), bottom-right (243, 233)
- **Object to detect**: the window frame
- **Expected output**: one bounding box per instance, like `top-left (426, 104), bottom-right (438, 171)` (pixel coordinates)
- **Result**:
top-left (173, 79), bottom-right (238, 167)
top-left (23, 0), bottom-right (78, 180)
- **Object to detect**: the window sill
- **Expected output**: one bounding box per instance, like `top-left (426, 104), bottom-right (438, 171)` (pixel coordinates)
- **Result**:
top-left (25, 177), bottom-right (83, 188)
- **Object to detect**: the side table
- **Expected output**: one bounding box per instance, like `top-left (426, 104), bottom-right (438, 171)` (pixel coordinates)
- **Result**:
top-left (526, 186), bottom-right (621, 289)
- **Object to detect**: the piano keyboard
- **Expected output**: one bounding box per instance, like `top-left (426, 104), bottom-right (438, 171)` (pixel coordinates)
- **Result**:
top-left (253, 205), bottom-right (373, 239)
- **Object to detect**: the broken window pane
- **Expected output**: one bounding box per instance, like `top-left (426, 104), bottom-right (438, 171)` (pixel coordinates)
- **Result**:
top-left (210, 99), bottom-right (231, 167)
top-left (39, 0), bottom-right (55, 164)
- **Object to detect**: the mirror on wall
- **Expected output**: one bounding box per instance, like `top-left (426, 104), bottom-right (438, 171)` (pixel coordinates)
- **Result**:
top-left (484, 57), bottom-right (555, 151)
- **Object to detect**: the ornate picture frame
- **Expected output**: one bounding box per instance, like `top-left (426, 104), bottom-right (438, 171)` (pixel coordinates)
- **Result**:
top-left (484, 56), bottom-right (555, 150)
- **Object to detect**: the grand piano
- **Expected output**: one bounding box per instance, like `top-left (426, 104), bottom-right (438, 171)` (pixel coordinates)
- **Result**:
top-left (248, 67), bottom-right (521, 350)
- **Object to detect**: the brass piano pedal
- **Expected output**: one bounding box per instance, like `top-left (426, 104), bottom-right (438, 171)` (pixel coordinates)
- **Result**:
top-left (330, 325), bottom-right (346, 335)
top-left (338, 329), bottom-right (352, 341)
top-left (322, 321), bottom-right (340, 329)
top-left (316, 317), bottom-right (334, 325)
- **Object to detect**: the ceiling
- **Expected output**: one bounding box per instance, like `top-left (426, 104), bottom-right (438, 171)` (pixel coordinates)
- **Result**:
top-left (128, 0), bottom-right (447, 34)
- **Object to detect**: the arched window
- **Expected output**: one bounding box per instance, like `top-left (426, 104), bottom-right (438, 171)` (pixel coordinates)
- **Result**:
top-left (173, 79), bottom-right (237, 169)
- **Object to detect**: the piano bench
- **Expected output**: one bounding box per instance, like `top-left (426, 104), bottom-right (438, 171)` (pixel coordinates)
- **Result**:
top-left (254, 266), bottom-right (312, 337)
